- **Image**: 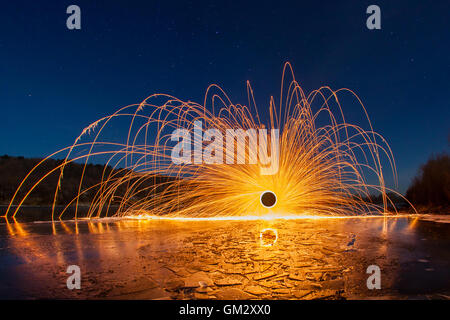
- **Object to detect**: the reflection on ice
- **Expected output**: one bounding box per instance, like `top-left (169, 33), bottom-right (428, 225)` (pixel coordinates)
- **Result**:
top-left (0, 216), bottom-right (449, 299)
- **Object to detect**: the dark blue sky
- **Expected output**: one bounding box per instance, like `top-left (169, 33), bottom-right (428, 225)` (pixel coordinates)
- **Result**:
top-left (0, 0), bottom-right (449, 193)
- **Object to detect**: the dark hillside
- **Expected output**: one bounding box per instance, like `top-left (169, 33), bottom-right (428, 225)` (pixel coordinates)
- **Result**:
top-left (0, 155), bottom-right (174, 207)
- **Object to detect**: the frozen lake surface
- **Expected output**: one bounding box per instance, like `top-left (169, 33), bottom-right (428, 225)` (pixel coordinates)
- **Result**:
top-left (0, 215), bottom-right (449, 299)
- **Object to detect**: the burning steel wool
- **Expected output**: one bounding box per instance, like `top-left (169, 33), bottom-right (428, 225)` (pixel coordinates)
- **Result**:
top-left (5, 63), bottom-right (410, 221)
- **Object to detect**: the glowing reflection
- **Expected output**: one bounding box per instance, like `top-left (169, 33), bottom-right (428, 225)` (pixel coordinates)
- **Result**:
top-left (124, 213), bottom-right (413, 221)
top-left (260, 228), bottom-right (278, 247)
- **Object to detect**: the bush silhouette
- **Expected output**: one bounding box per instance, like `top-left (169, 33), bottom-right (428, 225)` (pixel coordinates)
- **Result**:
top-left (406, 153), bottom-right (450, 207)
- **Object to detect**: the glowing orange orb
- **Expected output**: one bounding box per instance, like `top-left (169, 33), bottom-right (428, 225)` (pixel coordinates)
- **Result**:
top-left (260, 191), bottom-right (277, 208)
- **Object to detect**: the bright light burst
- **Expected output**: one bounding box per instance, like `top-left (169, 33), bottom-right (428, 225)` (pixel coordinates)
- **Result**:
top-left (6, 63), bottom-right (409, 221)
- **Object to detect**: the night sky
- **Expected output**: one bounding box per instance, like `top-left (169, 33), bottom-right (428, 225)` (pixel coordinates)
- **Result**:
top-left (1, 0), bottom-right (449, 193)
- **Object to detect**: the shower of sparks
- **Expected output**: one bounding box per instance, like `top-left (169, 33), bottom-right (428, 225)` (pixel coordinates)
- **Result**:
top-left (5, 63), bottom-right (413, 221)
